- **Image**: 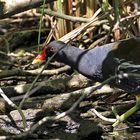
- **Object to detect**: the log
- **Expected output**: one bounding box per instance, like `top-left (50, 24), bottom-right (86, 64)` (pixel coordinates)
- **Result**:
top-left (1, 74), bottom-right (91, 97)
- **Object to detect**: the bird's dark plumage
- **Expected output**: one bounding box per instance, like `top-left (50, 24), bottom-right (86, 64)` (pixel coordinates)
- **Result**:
top-left (46, 38), bottom-right (140, 86)
top-left (40, 38), bottom-right (140, 93)
top-left (33, 37), bottom-right (140, 126)
top-left (46, 40), bottom-right (114, 80)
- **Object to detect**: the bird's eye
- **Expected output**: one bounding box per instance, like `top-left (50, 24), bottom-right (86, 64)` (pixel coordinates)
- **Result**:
top-left (50, 47), bottom-right (56, 52)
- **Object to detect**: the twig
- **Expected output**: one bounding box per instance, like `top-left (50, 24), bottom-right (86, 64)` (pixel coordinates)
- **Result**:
top-left (44, 9), bottom-right (90, 23)
top-left (89, 108), bottom-right (116, 123)
top-left (113, 12), bottom-right (140, 31)
top-left (0, 0), bottom-right (56, 19)
top-left (0, 65), bottom-right (71, 78)
top-left (89, 35), bottom-right (108, 49)
top-left (0, 88), bottom-right (27, 130)
top-left (26, 65), bottom-right (71, 75)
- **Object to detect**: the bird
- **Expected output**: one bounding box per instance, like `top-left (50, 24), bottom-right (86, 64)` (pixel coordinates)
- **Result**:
top-left (32, 37), bottom-right (140, 127)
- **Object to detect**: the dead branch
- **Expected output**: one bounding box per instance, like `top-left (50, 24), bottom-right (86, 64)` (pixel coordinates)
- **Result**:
top-left (0, 0), bottom-right (56, 19)
top-left (44, 9), bottom-right (90, 23)
top-left (26, 65), bottom-right (71, 75)
top-left (0, 65), bottom-right (71, 78)
top-left (1, 74), bottom-right (91, 96)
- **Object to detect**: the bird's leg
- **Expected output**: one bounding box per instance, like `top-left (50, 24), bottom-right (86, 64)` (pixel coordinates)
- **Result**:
top-left (112, 95), bottom-right (140, 127)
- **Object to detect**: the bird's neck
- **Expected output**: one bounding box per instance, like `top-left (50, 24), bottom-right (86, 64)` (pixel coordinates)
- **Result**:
top-left (55, 45), bottom-right (84, 68)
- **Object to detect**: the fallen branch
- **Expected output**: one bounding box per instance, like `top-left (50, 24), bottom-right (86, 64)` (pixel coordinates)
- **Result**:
top-left (26, 65), bottom-right (71, 75)
top-left (44, 9), bottom-right (90, 23)
top-left (0, 0), bottom-right (56, 19)
top-left (0, 65), bottom-right (71, 78)
top-left (1, 74), bottom-right (91, 97)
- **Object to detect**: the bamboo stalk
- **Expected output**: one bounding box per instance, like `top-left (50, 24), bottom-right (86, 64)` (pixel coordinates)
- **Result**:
top-left (75, 0), bottom-right (80, 17)
top-left (86, 0), bottom-right (95, 17)
top-left (56, 0), bottom-right (66, 38)
top-left (62, 0), bottom-right (73, 33)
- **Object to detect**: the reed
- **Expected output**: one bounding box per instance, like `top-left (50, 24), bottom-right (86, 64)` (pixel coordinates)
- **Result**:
top-left (86, 0), bottom-right (95, 17)
top-left (56, 0), bottom-right (66, 38)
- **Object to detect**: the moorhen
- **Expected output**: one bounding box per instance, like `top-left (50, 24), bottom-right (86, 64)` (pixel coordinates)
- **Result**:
top-left (32, 37), bottom-right (140, 127)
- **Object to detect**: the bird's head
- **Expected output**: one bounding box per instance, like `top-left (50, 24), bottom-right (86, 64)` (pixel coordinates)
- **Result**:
top-left (32, 41), bottom-right (65, 64)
